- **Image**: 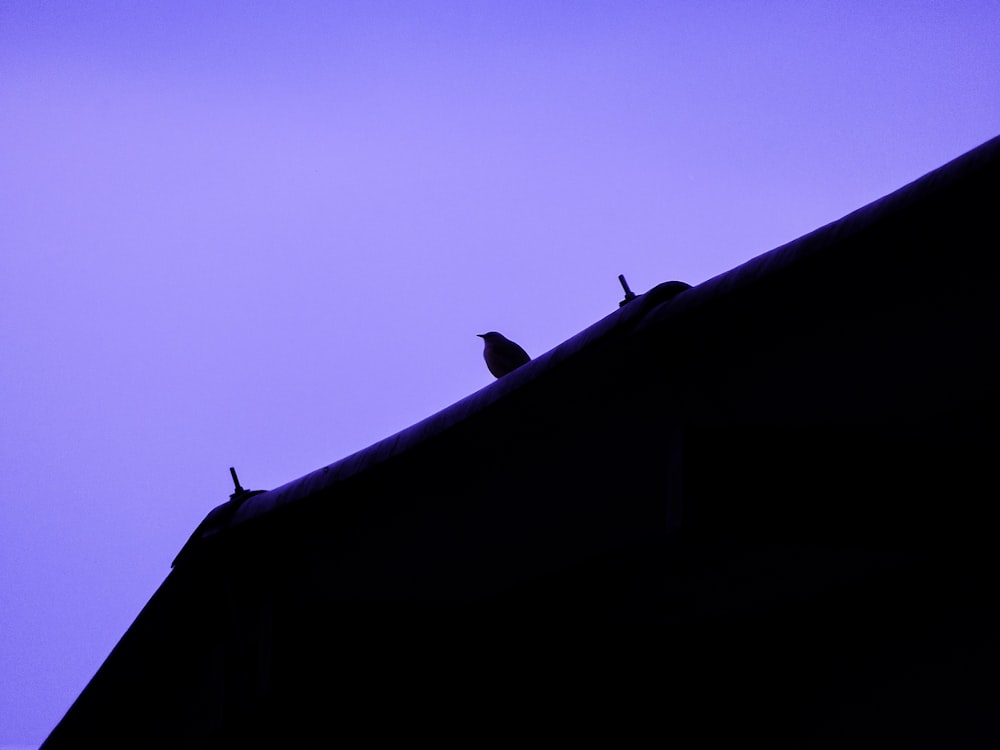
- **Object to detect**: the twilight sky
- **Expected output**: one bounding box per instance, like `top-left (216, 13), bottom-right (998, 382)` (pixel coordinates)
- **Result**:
top-left (2, 1), bottom-right (999, 745)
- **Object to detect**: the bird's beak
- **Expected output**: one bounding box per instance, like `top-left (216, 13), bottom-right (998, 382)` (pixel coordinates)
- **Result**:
top-left (477, 333), bottom-right (485, 338)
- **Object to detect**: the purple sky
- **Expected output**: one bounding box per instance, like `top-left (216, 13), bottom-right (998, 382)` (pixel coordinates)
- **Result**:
top-left (2, 2), bottom-right (999, 745)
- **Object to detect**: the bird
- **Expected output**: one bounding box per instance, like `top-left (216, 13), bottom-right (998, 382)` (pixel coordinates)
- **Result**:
top-left (478, 332), bottom-right (531, 378)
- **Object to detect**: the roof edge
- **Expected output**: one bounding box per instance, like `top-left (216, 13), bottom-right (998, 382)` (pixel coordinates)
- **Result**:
top-left (172, 278), bottom-right (692, 565)
top-left (173, 132), bottom-right (1000, 566)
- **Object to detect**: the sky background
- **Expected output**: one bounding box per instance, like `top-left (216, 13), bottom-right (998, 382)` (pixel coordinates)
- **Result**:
top-left (2, 1), bottom-right (999, 745)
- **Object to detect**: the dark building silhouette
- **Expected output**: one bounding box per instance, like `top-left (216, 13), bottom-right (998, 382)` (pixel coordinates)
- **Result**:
top-left (43, 135), bottom-right (1000, 749)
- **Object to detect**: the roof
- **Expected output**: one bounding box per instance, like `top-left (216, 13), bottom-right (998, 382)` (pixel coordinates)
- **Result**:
top-left (43, 133), bottom-right (1000, 749)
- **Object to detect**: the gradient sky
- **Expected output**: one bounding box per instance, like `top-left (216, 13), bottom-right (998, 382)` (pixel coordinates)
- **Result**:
top-left (2, 1), bottom-right (999, 745)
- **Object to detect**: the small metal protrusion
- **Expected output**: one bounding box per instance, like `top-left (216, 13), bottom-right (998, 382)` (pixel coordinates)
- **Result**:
top-left (229, 467), bottom-right (246, 500)
top-left (619, 274), bottom-right (637, 307)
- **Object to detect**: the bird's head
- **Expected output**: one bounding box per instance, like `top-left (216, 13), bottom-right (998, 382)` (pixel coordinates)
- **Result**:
top-left (477, 332), bottom-right (504, 341)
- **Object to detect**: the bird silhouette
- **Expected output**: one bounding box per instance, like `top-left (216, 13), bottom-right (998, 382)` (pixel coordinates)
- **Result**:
top-left (478, 332), bottom-right (531, 378)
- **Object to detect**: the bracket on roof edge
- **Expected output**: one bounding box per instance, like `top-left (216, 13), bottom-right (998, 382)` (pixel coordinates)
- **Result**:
top-left (618, 274), bottom-right (638, 307)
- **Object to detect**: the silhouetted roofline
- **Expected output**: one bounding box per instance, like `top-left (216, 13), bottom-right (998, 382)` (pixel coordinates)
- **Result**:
top-left (45, 132), bottom-right (1000, 750)
top-left (173, 277), bottom-right (692, 566)
top-left (173, 132), bottom-right (1000, 567)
